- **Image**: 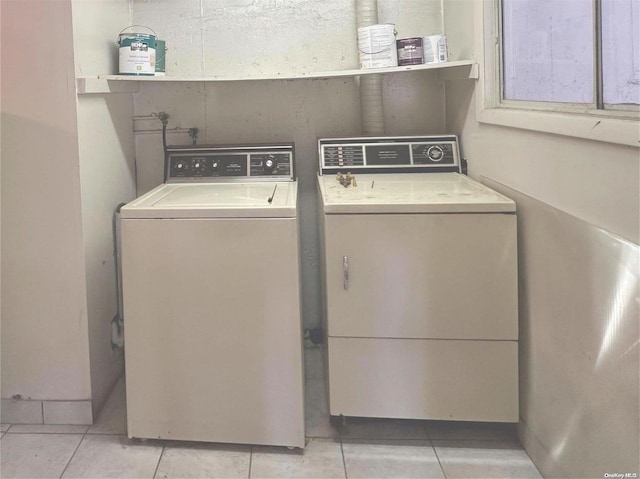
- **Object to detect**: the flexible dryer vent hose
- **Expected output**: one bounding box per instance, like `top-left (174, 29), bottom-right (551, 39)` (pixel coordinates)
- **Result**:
top-left (356, 0), bottom-right (385, 136)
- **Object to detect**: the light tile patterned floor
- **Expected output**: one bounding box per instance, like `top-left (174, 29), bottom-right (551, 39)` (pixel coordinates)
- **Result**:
top-left (0, 349), bottom-right (543, 479)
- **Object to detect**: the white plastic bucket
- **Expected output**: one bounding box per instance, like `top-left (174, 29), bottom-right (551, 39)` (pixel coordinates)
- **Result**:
top-left (423, 35), bottom-right (448, 64)
top-left (357, 24), bottom-right (398, 68)
top-left (118, 26), bottom-right (157, 76)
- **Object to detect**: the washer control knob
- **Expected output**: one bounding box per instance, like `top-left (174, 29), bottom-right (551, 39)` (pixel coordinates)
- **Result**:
top-left (264, 155), bottom-right (278, 174)
top-left (175, 161), bottom-right (185, 170)
top-left (211, 160), bottom-right (219, 170)
top-left (427, 145), bottom-right (444, 162)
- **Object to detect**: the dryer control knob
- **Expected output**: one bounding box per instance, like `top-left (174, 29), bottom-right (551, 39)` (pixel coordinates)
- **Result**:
top-left (264, 156), bottom-right (278, 174)
top-left (427, 145), bottom-right (444, 162)
top-left (176, 161), bottom-right (185, 170)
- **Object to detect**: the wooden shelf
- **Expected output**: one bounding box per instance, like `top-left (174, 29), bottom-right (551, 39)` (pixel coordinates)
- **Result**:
top-left (76, 60), bottom-right (478, 94)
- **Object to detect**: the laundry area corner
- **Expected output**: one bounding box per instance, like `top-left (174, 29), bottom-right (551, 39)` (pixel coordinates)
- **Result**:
top-left (1, 0), bottom-right (638, 478)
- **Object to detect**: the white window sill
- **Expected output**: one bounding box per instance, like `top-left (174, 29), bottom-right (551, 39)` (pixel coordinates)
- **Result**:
top-left (477, 106), bottom-right (639, 148)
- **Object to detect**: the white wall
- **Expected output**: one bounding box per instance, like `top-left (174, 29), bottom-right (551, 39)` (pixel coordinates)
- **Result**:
top-left (72, 0), bottom-right (128, 77)
top-left (447, 87), bottom-right (639, 243)
top-left (0, 0), bottom-right (135, 422)
top-left (1, 0), bottom-right (91, 401)
top-left (75, 94), bottom-right (136, 414)
top-left (131, 0), bottom-right (447, 328)
top-left (71, 0), bottom-right (135, 414)
top-left (444, 1), bottom-right (640, 476)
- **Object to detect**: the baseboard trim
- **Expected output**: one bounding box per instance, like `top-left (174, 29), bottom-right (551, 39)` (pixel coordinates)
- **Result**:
top-left (2, 399), bottom-right (93, 425)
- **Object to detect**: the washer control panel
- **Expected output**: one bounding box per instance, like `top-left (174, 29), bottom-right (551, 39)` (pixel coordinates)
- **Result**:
top-left (166, 144), bottom-right (294, 182)
top-left (319, 135), bottom-right (460, 174)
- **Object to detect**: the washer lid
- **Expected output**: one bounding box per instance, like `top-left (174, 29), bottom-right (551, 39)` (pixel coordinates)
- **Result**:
top-left (318, 173), bottom-right (515, 214)
top-left (121, 182), bottom-right (297, 219)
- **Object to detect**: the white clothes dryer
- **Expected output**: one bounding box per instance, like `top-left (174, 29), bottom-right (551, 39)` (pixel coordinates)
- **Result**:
top-left (121, 144), bottom-right (304, 448)
top-left (317, 136), bottom-right (519, 423)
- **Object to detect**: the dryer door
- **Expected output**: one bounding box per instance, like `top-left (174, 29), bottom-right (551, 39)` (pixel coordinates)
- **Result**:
top-left (323, 212), bottom-right (518, 340)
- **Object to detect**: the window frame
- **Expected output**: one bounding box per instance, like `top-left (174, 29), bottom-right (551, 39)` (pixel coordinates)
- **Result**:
top-left (476, 0), bottom-right (639, 148)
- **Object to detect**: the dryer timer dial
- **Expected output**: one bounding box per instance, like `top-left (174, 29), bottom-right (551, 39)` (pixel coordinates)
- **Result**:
top-left (427, 145), bottom-right (444, 162)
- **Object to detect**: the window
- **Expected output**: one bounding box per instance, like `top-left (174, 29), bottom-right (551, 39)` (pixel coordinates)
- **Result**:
top-left (601, 0), bottom-right (640, 107)
top-left (501, 0), bottom-right (639, 111)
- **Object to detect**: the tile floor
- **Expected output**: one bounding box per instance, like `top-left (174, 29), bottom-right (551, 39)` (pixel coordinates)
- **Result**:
top-left (0, 348), bottom-right (543, 479)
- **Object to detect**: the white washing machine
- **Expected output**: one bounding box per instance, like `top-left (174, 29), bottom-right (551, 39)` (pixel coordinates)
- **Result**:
top-left (317, 136), bottom-right (519, 423)
top-left (121, 144), bottom-right (304, 448)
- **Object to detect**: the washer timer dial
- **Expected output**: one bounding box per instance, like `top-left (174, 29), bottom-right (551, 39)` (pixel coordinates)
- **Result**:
top-left (263, 155), bottom-right (278, 174)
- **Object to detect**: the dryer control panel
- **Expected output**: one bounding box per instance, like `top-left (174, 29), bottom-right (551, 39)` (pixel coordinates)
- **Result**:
top-left (319, 135), bottom-right (460, 175)
top-left (165, 144), bottom-right (295, 182)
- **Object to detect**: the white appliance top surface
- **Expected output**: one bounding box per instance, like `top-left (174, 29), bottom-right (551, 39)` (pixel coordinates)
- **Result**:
top-left (318, 172), bottom-right (515, 213)
top-left (121, 182), bottom-right (297, 219)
